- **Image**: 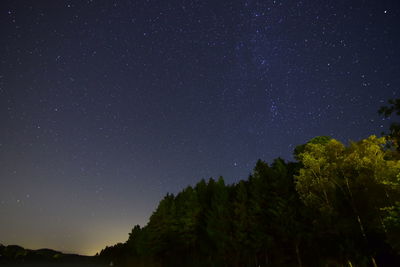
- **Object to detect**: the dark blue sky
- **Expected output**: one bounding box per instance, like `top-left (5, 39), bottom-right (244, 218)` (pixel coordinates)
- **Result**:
top-left (1, 0), bottom-right (399, 255)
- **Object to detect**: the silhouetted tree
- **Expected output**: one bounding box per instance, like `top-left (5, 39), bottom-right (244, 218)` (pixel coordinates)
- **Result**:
top-left (98, 108), bottom-right (400, 267)
top-left (379, 98), bottom-right (400, 151)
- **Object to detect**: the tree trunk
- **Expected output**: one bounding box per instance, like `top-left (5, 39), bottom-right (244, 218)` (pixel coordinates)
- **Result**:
top-left (345, 177), bottom-right (378, 267)
top-left (347, 259), bottom-right (353, 267)
top-left (295, 241), bottom-right (303, 267)
top-left (311, 169), bottom-right (330, 206)
top-left (345, 178), bottom-right (367, 237)
top-left (371, 256), bottom-right (378, 267)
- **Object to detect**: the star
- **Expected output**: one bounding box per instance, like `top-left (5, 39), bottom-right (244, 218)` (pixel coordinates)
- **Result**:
top-left (0, 0), bottom-right (398, 256)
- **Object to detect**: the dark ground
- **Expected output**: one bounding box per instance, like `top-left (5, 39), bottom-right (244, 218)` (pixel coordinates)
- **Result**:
top-left (0, 263), bottom-right (108, 267)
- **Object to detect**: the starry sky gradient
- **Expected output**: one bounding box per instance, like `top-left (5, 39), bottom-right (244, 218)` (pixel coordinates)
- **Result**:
top-left (1, 0), bottom-right (399, 255)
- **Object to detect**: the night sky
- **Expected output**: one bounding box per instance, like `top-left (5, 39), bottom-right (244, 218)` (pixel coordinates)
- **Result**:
top-left (1, 0), bottom-right (399, 256)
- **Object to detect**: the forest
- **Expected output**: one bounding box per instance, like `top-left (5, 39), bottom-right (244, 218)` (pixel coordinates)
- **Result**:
top-left (98, 99), bottom-right (400, 267)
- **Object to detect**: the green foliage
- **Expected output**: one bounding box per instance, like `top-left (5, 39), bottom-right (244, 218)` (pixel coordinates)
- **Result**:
top-left (99, 134), bottom-right (400, 267)
top-left (294, 136), bottom-right (332, 160)
top-left (295, 135), bottom-right (400, 264)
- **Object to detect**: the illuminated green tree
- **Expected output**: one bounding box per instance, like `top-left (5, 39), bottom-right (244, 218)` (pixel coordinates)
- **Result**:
top-left (295, 135), bottom-right (400, 265)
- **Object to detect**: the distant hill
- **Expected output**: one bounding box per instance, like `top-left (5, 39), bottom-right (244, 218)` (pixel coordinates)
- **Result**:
top-left (0, 244), bottom-right (104, 265)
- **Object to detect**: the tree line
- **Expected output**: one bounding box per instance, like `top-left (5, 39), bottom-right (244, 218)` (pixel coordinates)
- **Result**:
top-left (99, 99), bottom-right (400, 267)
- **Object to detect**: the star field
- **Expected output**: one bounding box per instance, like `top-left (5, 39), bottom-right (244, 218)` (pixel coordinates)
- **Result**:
top-left (1, 0), bottom-right (399, 255)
